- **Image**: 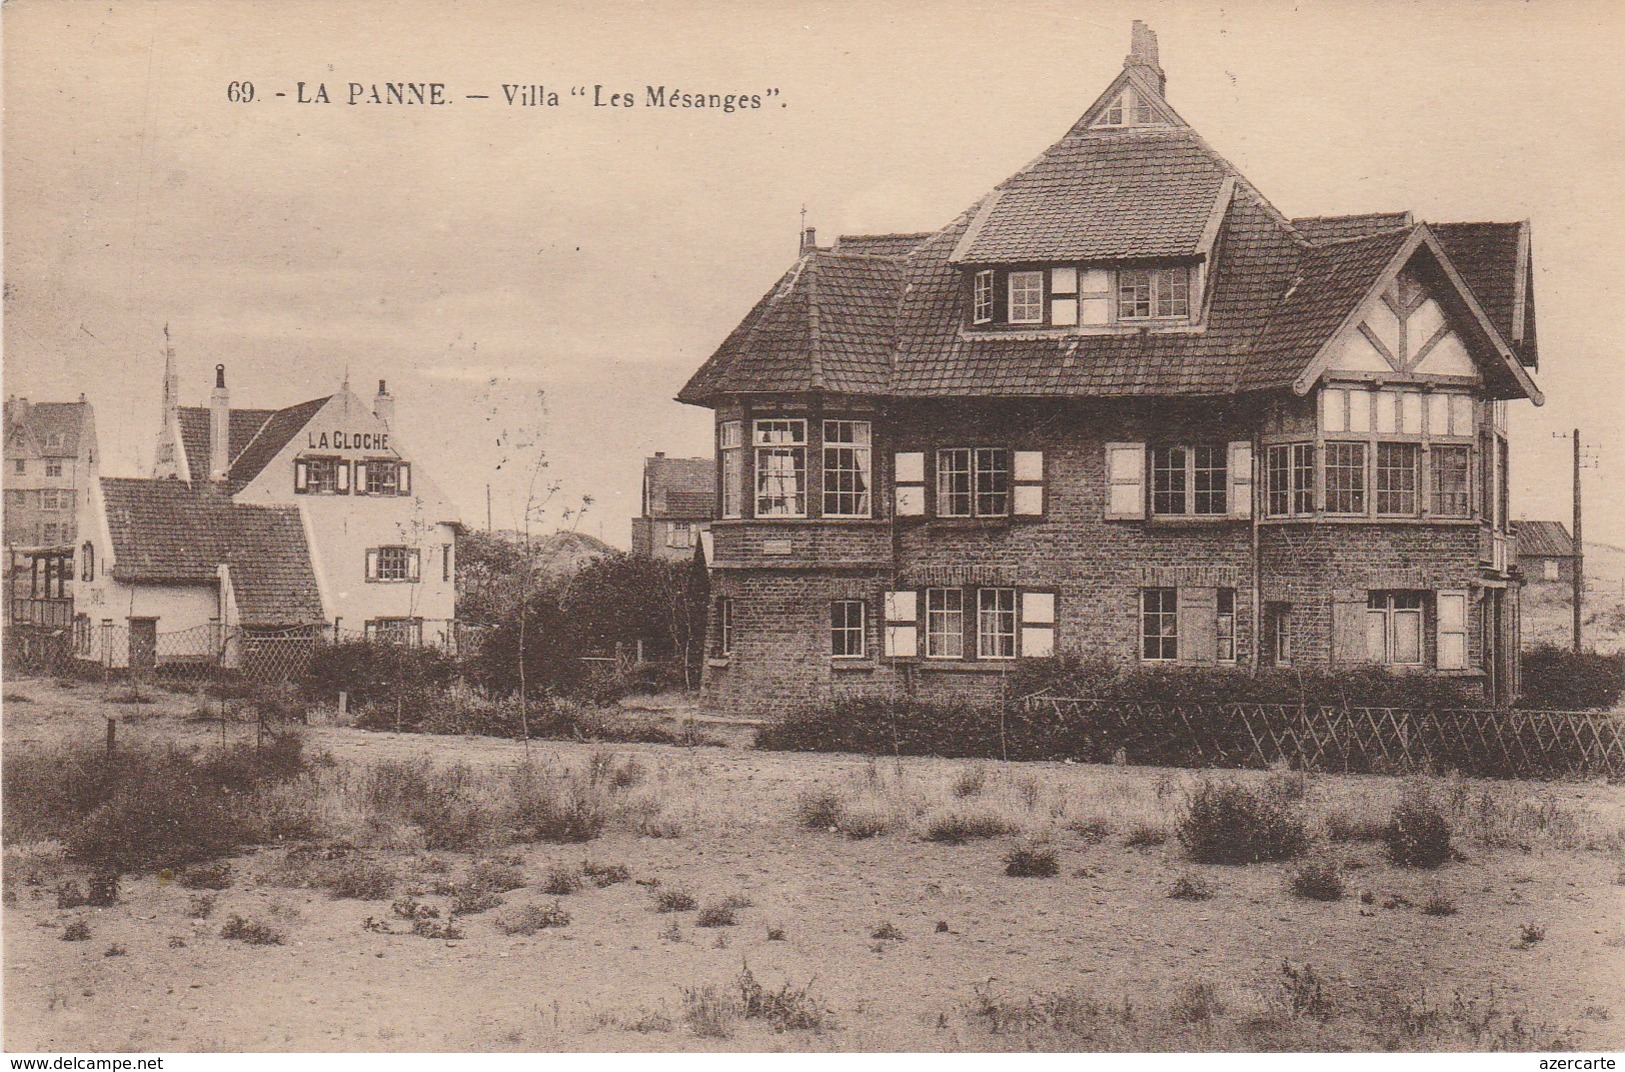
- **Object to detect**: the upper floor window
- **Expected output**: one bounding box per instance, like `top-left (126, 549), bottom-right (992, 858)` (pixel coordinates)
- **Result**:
top-left (366, 545), bottom-right (420, 582)
top-left (1150, 445), bottom-right (1227, 516)
top-left (754, 419), bottom-right (806, 518)
top-left (719, 420), bottom-right (743, 519)
top-left (39, 489), bottom-right (69, 512)
top-left (1117, 267), bottom-right (1188, 320)
top-left (45, 433), bottom-right (64, 450)
top-left (12, 459), bottom-right (24, 476)
top-left (1266, 444), bottom-right (1315, 518)
top-left (666, 521), bottom-right (695, 549)
top-left (1375, 443), bottom-right (1419, 516)
top-left (1007, 271), bottom-right (1043, 324)
top-left (360, 459), bottom-right (411, 496)
top-left (972, 270), bottom-right (993, 325)
top-left (822, 420), bottom-right (872, 518)
top-left (295, 455), bottom-right (349, 495)
top-left (44, 460), bottom-right (62, 478)
top-left (937, 448), bottom-right (1009, 518)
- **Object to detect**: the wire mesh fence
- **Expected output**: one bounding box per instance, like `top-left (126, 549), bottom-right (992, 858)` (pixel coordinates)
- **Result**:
top-left (1021, 695), bottom-right (1625, 779)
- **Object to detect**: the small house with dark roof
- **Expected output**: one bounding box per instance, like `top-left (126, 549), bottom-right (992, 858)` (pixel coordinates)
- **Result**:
top-left (1513, 521), bottom-right (1576, 584)
top-left (679, 22), bottom-right (1541, 711)
top-left (74, 342), bottom-right (461, 666)
top-left (632, 453), bottom-right (716, 561)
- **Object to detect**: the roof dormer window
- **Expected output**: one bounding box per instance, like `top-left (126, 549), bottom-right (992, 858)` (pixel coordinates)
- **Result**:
top-left (1095, 86), bottom-right (1163, 129)
top-left (972, 270), bottom-right (993, 325)
top-left (1007, 271), bottom-right (1044, 324)
top-left (1117, 267), bottom-right (1189, 320)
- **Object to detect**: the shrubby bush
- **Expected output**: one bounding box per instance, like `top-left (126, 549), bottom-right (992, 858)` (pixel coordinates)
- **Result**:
top-left (1516, 646), bottom-right (1624, 711)
top-left (1178, 780), bottom-right (1307, 864)
top-left (1385, 782), bottom-right (1455, 868)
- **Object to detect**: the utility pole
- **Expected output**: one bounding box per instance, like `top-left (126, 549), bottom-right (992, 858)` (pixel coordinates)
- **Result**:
top-left (486, 484), bottom-right (493, 534)
top-left (1572, 428), bottom-right (1582, 653)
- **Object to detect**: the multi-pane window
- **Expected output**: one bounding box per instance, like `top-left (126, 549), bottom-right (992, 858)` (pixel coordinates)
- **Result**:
top-left (1324, 442), bottom-right (1367, 514)
top-left (1367, 591), bottom-right (1424, 666)
top-left (1141, 588), bottom-right (1178, 661)
top-left (42, 522), bottom-right (61, 543)
top-left (754, 419), bottom-right (807, 517)
top-left (936, 448), bottom-right (1009, 518)
top-left (80, 541), bottom-right (94, 583)
top-left (717, 597), bottom-right (733, 656)
top-left (1431, 445), bottom-right (1471, 517)
top-left (1375, 443), bottom-right (1419, 515)
top-left (1008, 272), bottom-right (1043, 324)
top-left (1266, 444), bottom-right (1315, 517)
top-left (977, 588), bottom-right (1017, 660)
top-left (972, 270), bottom-right (994, 325)
top-left (39, 489), bottom-right (68, 511)
top-left (12, 459), bottom-right (23, 475)
top-left (302, 456), bottom-right (347, 495)
top-left (925, 588), bottom-right (964, 659)
top-left (368, 546), bottom-right (418, 582)
top-left (1151, 445), bottom-right (1227, 516)
top-left (1216, 588), bottom-right (1236, 663)
top-left (366, 618), bottom-right (423, 646)
top-left (45, 461), bottom-right (63, 478)
top-left (719, 420), bottom-right (743, 519)
top-left (1118, 268), bottom-right (1189, 320)
top-left (364, 460), bottom-right (409, 496)
top-left (822, 420), bottom-right (872, 518)
top-left (831, 600), bottom-right (866, 658)
top-left (665, 522), bottom-right (695, 548)
top-left (1267, 603), bottom-right (1292, 666)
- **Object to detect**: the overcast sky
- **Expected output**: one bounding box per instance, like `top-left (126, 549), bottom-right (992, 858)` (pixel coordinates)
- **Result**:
top-left (6, 0), bottom-right (1623, 547)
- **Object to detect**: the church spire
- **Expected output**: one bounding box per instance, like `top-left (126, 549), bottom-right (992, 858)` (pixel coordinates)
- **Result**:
top-left (152, 324), bottom-right (183, 479)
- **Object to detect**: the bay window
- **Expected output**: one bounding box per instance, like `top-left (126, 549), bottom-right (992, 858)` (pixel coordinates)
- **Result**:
top-left (754, 419), bottom-right (806, 518)
top-left (822, 420), bottom-right (872, 518)
top-left (719, 420), bottom-right (743, 519)
top-left (1375, 443), bottom-right (1419, 515)
top-left (1324, 442), bottom-right (1367, 514)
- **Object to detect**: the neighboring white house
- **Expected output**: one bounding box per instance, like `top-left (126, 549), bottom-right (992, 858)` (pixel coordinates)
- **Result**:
top-left (76, 352), bottom-right (461, 666)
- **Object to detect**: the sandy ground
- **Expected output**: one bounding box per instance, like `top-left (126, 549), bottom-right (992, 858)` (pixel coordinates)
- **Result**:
top-left (4, 679), bottom-right (1624, 1052)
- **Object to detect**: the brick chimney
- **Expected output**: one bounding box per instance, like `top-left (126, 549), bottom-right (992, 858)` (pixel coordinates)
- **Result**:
top-left (209, 364), bottom-right (230, 486)
top-left (372, 378), bottom-right (395, 428)
top-left (1124, 20), bottom-right (1166, 98)
top-left (800, 227), bottom-right (818, 255)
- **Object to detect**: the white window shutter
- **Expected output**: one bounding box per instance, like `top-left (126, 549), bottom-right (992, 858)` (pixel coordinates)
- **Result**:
top-left (409, 549), bottom-right (421, 581)
top-left (294, 460), bottom-right (308, 492)
top-left (894, 452), bottom-right (925, 517)
top-left (399, 463), bottom-right (412, 495)
top-left (1013, 450), bottom-right (1044, 515)
top-left (354, 462), bottom-right (368, 495)
top-left (1013, 450), bottom-right (1044, 482)
top-left (883, 590), bottom-right (917, 658)
top-left (365, 548), bottom-right (379, 580)
top-left (1105, 443), bottom-right (1146, 520)
top-left (1228, 441), bottom-right (1254, 519)
top-left (1437, 589), bottom-right (1468, 670)
top-left (336, 461), bottom-right (350, 493)
top-left (1020, 590), bottom-right (1055, 658)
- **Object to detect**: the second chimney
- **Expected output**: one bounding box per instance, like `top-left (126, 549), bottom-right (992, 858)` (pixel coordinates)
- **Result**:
top-left (1124, 20), bottom-right (1166, 98)
top-left (800, 227), bottom-right (818, 256)
top-left (209, 364), bottom-right (230, 486)
top-left (373, 379), bottom-right (395, 428)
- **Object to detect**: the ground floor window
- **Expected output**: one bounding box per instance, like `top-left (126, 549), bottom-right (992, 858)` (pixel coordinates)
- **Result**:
top-left (716, 597), bottom-right (733, 656)
top-left (1366, 591), bottom-right (1424, 665)
top-left (1265, 602), bottom-right (1293, 666)
top-left (830, 600), bottom-right (866, 657)
top-left (1140, 587), bottom-right (1177, 661)
top-left (976, 588), bottom-right (1016, 660)
top-left (1216, 588), bottom-right (1237, 663)
top-left (366, 618), bottom-right (423, 646)
top-left (925, 587), bottom-right (965, 659)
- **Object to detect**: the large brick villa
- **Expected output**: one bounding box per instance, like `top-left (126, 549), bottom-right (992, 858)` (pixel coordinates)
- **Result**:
top-left (679, 22), bottom-right (1542, 714)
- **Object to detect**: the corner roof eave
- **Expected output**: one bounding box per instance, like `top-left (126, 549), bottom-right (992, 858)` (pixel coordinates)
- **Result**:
top-left (1291, 225), bottom-right (1543, 406)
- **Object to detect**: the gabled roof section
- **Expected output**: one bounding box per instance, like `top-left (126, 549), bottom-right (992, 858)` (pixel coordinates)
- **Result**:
top-left (177, 396), bottom-right (331, 492)
top-left (1431, 221), bottom-right (1536, 368)
top-left (1513, 520), bottom-right (1574, 559)
top-left (4, 401), bottom-right (92, 457)
top-left (1293, 212), bottom-right (1413, 244)
top-left (677, 251), bottom-right (904, 404)
top-left (644, 455), bottom-right (715, 519)
top-left (100, 477), bottom-right (323, 625)
top-left (832, 233), bottom-right (933, 257)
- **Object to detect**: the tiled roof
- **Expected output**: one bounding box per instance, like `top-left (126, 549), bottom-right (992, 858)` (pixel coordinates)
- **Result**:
top-left (832, 233), bottom-right (933, 257)
top-left (100, 477), bottom-right (322, 626)
top-left (1292, 213), bottom-right (1412, 244)
top-left (1513, 520), bottom-right (1574, 559)
top-left (178, 397), bottom-right (330, 491)
top-left (951, 129), bottom-right (1232, 265)
top-left (5, 401), bottom-right (92, 457)
top-left (644, 455), bottom-right (715, 519)
top-left (1431, 222), bottom-right (1530, 363)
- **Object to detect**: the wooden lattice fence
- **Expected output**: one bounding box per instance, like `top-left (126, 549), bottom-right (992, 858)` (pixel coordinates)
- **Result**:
top-left (1021, 696), bottom-right (1625, 779)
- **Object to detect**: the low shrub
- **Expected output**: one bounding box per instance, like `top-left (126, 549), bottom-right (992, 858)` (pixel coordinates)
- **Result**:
top-left (735, 964), bottom-right (827, 1032)
top-left (451, 886), bottom-right (505, 915)
top-left (541, 866), bottom-right (582, 895)
top-left (1287, 861), bottom-right (1344, 901)
top-left (1421, 890), bottom-right (1458, 917)
top-left (1279, 960), bottom-right (1334, 1019)
top-left (61, 919), bottom-right (91, 942)
top-left (86, 869), bottom-right (120, 906)
top-left (187, 894), bottom-right (216, 919)
top-left (1517, 922), bottom-right (1546, 948)
top-left (468, 857), bottom-right (526, 893)
top-left (695, 902), bottom-right (737, 928)
top-left (179, 863), bottom-right (233, 890)
top-left (326, 859), bottom-right (395, 900)
top-left (1517, 647), bottom-right (1625, 711)
top-left (582, 860), bottom-right (630, 887)
top-left (492, 900), bottom-right (571, 935)
top-left (1323, 809), bottom-right (1387, 842)
top-left (1124, 823), bottom-right (1169, 848)
top-left (870, 922), bottom-right (904, 941)
top-left (793, 789), bottom-right (842, 830)
top-left (654, 887), bottom-right (697, 913)
top-left (1169, 875), bottom-right (1215, 901)
top-left (220, 914), bottom-right (284, 945)
top-left (1169, 981), bottom-right (1225, 1024)
top-left (952, 765), bottom-right (989, 798)
top-left (1179, 781), bottom-right (1306, 864)
top-left (1385, 784), bottom-right (1454, 868)
top-left (925, 810), bottom-right (1018, 844)
top-left (1003, 847), bottom-right (1059, 878)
